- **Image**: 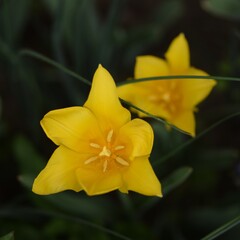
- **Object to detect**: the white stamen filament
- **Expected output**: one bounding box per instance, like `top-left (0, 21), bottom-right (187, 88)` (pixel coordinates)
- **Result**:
top-left (114, 145), bottom-right (125, 151)
top-left (103, 159), bottom-right (108, 172)
top-left (107, 129), bottom-right (114, 143)
top-left (84, 156), bottom-right (98, 165)
top-left (90, 143), bottom-right (101, 148)
top-left (115, 156), bottom-right (129, 166)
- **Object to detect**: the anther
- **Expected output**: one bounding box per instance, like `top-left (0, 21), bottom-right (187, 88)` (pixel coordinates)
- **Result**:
top-left (103, 159), bottom-right (108, 172)
top-left (107, 129), bottom-right (114, 143)
top-left (84, 156), bottom-right (98, 165)
top-left (115, 156), bottom-right (129, 166)
top-left (90, 143), bottom-right (101, 148)
top-left (114, 145), bottom-right (125, 151)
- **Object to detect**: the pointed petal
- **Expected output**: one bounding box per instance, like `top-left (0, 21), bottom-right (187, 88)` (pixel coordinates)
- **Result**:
top-left (118, 56), bottom-right (169, 107)
top-left (84, 65), bottom-right (131, 130)
top-left (182, 67), bottom-right (217, 107)
top-left (40, 107), bottom-right (103, 152)
top-left (117, 82), bottom-right (138, 104)
top-left (76, 168), bottom-right (122, 196)
top-left (172, 111), bottom-right (196, 137)
top-left (122, 157), bottom-right (162, 197)
top-left (118, 119), bottom-right (153, 159)
top-left (32, 146), bottom-right (83, 195)
top-left (134, 55), bottom-right (169, 79)
top-left (165, 33), bottom-right (190, 72)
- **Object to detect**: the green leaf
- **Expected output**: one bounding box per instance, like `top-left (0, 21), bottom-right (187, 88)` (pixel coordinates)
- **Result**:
top-left (201, 0), bottom-right (240, 20)
top-left (0, 207), bottom-right (131, 240)
top-left (19, 49), bottom-right (91, 86)
top-left (0, 0), bottom-right (31, 44)
top-left (201, 215), bottom-right (240, 240)
top-left (42, 0), bottom-right (58, 13)
top-left (19, 174), bottom-right (118, 221)
top-left (162, 167), bottom-right (193, 195)
top-left (138, 167), bottom-right (192, 216)
top-left (154, 111), bottom-right (240, 165)
top-left (12, 135), bottom-right (45, 176)
top-left (0, 232), bottom-right (14, 240)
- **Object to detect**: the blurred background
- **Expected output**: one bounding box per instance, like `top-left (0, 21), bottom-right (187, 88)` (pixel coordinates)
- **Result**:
top-left (0, 0), bottom-right (240, 239)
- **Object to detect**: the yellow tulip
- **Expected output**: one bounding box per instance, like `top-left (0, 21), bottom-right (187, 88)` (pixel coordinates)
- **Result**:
top-left (117, 33), bottom-right (216, 136)
top-left (32, 65), bottom-right (162, 197)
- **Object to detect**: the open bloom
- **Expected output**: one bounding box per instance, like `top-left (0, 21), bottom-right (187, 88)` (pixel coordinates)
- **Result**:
top-left (32, 65), bottom-right (161, 197)
top-left (117, 33), bottom-right (216, 136)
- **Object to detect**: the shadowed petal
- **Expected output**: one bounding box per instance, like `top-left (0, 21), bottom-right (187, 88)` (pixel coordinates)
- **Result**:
top-left (165, 33), bottom-right (190, 73)
top-left (134, 55), bottom-right (169, 78)
top-left (118, 119), bottom-right (153, 159)
top-left (172, 111), bottom-right (195, 137)
top-left (76, 168), bottom-right (122, 196)
top-left (40, 107), bottom-right (103, 152)
top-left (182, 67), bottom-right (217, 108)
top-left (84, 65), bottom-right (131, 130)
top-left (32, 146), bottom-right (84, 195)
top-left (122, 157), bottom-right (162, 197)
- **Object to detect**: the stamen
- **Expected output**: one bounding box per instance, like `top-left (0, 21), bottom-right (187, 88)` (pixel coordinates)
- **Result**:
top-left (99, 146), bottom-right (111, 157)
top-left (90, 143), bottom-right (101, 148)
top-left (115, 156), bottom-right (129, 166)
top-left (103, 159), bottom-right (108, 172)
top-left (162, 92), bottom-right (171, 102)
top-left (84, 156), bottom-right (98, 165)
top-left (114, 145), bottom-right (125, 151)
top-left (107, 129), bottom-right (114, 143)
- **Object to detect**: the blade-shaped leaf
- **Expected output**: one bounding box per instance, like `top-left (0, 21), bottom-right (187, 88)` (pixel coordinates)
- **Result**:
top-left (0, 232), bottom-right (14, 240)
top-left (162, 167), bottom-right (193, 195)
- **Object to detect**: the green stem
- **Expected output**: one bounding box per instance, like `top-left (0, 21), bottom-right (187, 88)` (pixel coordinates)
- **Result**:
top-left (154, 111), bottom-right (240, 165)
top-left (120, 99), bottom-right (191, 136)
top-left (18, 49), bottom-right (91, 86)
top-left (117, 75), bottom-right (240, 86)
top-left (201, 215), bottom-right (240, 240)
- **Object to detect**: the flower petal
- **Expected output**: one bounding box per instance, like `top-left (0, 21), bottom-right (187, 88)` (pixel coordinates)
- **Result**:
top-left (76, 168), bottom-right (122, 196)
top-left (32, 146), bottom-right (83, 195)
top-left (122, 157), bottom-right (162, 197)
top-left (181, 67), bottom-right (217, 108)
top-left (84, 65), bottom-right (131, 130)
top-left (134, 55), bottom-right (169, 79)
top-left (40, 106), bottom-right (103, 152)
top-left (172, 110), bottom-right (195, 137)
top-left (165, 33), bottom-right (190, 73)
top-left (118, 119), bottom-right (153, 159)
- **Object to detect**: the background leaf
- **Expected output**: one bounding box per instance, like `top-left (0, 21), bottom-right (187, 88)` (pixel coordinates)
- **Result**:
top-left (201, 0), bottom-right (240, 20)
top-left (0, 232), bottom-right (14, 240)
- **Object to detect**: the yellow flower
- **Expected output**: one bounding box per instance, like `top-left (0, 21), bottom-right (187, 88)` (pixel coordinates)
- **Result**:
top-left (32, 65), bottom-right (162, 197)
top-left (117, 33), bottom-right (216, 136)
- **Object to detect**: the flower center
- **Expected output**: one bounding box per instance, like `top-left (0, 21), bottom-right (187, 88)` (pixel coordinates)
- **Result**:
top-left (148, 81), bottom-right (182, 115)
top-left (84, 129), bottom-right (129, 172)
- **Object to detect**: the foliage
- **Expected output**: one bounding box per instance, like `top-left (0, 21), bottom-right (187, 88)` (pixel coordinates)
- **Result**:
top-left (0, 0), bottom-right (240, 239)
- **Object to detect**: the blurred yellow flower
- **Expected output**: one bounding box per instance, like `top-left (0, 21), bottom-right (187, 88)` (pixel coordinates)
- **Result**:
top-left (32, 65), bottom-right (161, 197)
top-left (117, 33), bottom-right (216, 136)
